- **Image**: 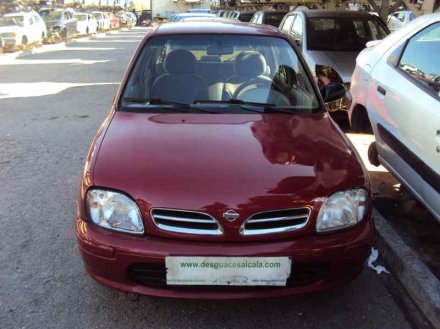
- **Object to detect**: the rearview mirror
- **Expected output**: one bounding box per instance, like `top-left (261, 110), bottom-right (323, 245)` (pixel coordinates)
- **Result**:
top-left (207, 45), bottom-right (233, 55)
top-left (321, 83), bottom-right (346, 103)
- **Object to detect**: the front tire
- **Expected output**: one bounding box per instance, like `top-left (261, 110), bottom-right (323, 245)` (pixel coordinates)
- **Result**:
top-left (368, 142), bottom-right (380, 167)
top-left (351, 105), bottom-right (373, 134)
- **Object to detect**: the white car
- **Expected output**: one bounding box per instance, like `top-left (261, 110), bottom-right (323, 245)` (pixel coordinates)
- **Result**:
top-left (74, 13), bottom-right (98, 35)
top-left (92, 11), bottom-right (111, 31)
top-left (0, 11), bottom-right (47, 48)
top-left (348, 13), bottom-right (440, 222)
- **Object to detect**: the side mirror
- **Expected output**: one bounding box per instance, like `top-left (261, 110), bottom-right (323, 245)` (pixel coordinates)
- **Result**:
top-left (293, 38), bottom-right (301, 49)
top-left (321, 83), bottom-right (346, 103)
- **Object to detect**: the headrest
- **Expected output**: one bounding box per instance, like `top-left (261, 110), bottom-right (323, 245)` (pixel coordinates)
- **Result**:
top-left (234, 51), bottom-right (266, 77)
top-left (164, 49), bottom-right (196, 74)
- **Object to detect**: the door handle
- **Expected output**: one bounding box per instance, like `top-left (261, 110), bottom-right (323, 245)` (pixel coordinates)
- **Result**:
top-left (377, 86), bottom-right (386, 96)
top-left (437, 130), bottom-right (440, 153)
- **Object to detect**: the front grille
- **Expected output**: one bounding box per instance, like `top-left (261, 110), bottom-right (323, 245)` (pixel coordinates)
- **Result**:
top-left (240, 208), bottom-right (310, 236)
top-left (151, 208), bottom-right (223, 236)
top-left (127, 262), bottom-right (328, 289)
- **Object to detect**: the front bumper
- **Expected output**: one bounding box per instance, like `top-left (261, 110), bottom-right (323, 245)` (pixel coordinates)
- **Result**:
top-left (1, 37), bottom-right (18, 48)
top-left (76, 217), bottom-right (373, 299)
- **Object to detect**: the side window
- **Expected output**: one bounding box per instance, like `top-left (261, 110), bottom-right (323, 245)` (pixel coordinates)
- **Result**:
top-left (290, 16), bottom-right (303, 42)
top-left (280, 15), bottom-right (294, 33)
top-left (27, 16), bottom-right (33, 25)
top-left (257, 13), bottom-right (263, 24)
top-left (398, 23), bottom-right (440, 98)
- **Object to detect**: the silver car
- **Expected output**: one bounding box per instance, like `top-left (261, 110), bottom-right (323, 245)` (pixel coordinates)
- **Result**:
top-left (348, 13), bottom-right (440, 222)
top-left (279, 10), bottom-right (389, 115)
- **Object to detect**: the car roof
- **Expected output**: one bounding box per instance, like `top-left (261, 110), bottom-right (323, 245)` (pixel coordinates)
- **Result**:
top-left (294, 9), bottom-right (375, 18)
top-left (174, 13), bottom-right (216, 17)
top-left (256, 10), bottom-right (288, 14)
top-left (152, 21), bottom-right (282, 36)
top-left (4, 12), bottom-right (28, 17)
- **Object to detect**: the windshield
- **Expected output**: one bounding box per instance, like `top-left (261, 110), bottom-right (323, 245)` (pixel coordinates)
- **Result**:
top-left (92, 13), bottom-right (102, 19)
top-left (264, 13), bottom-right (287, 27)
top-left (74, 14), bottom-right (87, 21)
top-left (173, 14), bottom-right (216, 22)
top-left (121, 34), bottom-right (320, 113)
top-left (238, 13), bottom-right (253, 22)
top-left (308, 17), bottom-right (388, 51)
top-left (0, 16), bottom-right (23, 26)
top-left (46, 11), bottom-right (62, 21)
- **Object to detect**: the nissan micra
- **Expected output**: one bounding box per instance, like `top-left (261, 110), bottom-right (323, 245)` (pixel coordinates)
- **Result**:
top-left (76, 22), bottom-right (373, 299)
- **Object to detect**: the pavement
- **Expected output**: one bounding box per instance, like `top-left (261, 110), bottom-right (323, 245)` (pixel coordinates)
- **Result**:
top-left (0, 29), bottom-right (434, 329)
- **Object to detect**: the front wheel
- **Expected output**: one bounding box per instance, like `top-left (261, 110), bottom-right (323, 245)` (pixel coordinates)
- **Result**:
top-left (368, 142), bottom-right (380, 167)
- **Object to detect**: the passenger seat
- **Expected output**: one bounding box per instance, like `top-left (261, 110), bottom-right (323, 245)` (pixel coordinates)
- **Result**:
top-left (151, 49), bottom-right (208, 104)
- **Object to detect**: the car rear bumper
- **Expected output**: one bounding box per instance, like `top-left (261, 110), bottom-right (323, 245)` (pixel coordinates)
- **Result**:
top-left (76, 217), bottom-right (374, 299)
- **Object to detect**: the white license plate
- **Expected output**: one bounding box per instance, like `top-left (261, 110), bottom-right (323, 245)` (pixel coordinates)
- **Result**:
top-left (165, 256), bottom-right (292, 286)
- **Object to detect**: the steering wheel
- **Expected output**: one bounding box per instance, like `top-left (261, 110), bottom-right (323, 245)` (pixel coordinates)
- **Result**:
top-left (234, 81), bottom-right (291, 106)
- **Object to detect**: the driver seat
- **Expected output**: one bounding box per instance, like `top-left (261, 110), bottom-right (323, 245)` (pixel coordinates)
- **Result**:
top-left (222, 51), bottom-right (272, 101)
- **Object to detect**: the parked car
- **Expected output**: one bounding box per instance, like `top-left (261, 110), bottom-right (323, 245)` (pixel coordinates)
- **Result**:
top-left (390, 10), bottom-right (414, 25)
top-left (349, 13), bottom-right (440, 222)
top-left (43, 9), bottom-right (77, 41)
top-left (279, 10), bottom-right (389, 116)
top-left (76, 21), bottom-right (373, 299)
top-left (0, 36), bottom-right (3, 53)
top-left (169, 13), bottom-right (216, 22)
top-left (250, 10), bottom-right (288, 27)
top-left (74, 13), bottom-right (98, 35)
top-left (137, 10), bottom-right (151, 26)
top-left (386, 14), bottom-right (404, 32)
top-left (229, 11), bottom-right (255, 22)
top-left (106, 12), bottom-right (120, 30)
top-left (0, 11), bottom-right (47, 49)
top-left (92, 11), bottom-right (111, 31)
top-left (125, 11), bottom-right (137, 27)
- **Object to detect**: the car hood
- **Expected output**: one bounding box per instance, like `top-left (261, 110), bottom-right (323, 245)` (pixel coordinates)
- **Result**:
top-left (0, 26), bottom-right (21, 34)
top-left (44, 19), bottom-right (61, 27)
top-left (307, 51), bottom-right (359, 83)
top-left (93, 112), bottom-right (367, 240)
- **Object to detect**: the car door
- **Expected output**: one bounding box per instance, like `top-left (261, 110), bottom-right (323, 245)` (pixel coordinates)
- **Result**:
top-left (369, 22), bottom-right (440, 215)
top-left (28, 15), bottom-right (38, 43)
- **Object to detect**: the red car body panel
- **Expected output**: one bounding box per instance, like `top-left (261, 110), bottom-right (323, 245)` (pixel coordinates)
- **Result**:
top-left (76, 22), bottom-right (374, 299)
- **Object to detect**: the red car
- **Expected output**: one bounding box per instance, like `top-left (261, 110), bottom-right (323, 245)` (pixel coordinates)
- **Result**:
top-left (106, 12), bottom-right (120, 30)
top-left (76, 22), bottom-right (373, 299)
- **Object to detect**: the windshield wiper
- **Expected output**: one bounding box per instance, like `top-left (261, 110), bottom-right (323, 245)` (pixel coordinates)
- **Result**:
top-left (121, 97), bottom-right (216, 113)
top-left (122, 97), bottom-right (191, 108)
top-left (194, 99), bottom-right (305, 114)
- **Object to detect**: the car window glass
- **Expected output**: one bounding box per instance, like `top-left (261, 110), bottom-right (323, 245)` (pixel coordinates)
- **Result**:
top-left (122, 35), bottom-right (319, 111)
top-left (290, 16), bottom-right (303, 40)
top-left (280, 15), bottom-right (294, 32)
top-left (27, 16), bottom-right (33, 25)
top-left (367, 19), bottom-right (388, 40)
top-left (264, 13), bottom-right (286, 26)
top-left (399, 23), bottom-right (440, 98)
top-left (308, 17), bottom-right (387, 51)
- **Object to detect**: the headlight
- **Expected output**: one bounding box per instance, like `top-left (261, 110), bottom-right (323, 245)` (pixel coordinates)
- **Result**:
top-left (86, 189), bottom-right (144, 234)
top-left (316, 189), bottom-right (368, 232)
